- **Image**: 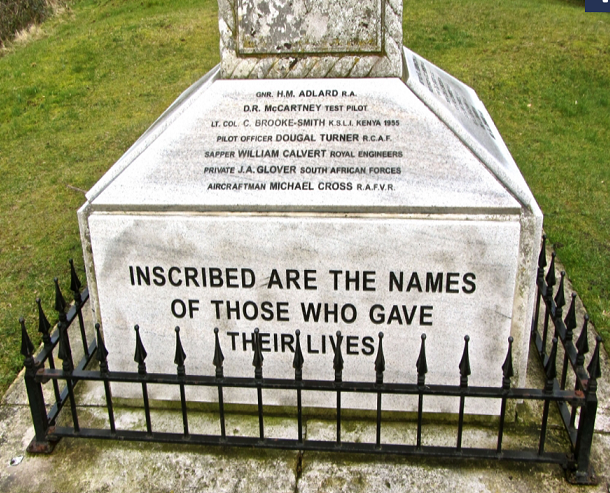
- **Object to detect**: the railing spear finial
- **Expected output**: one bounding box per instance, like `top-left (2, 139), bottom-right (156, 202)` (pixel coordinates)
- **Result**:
top-left (538, 234), bottom-right (547, 275)
top-left (502, 336), bottom-right (514, 389)
top-left (587, 336), bottom-right (602, 390)
top-left (375, 332), bottom-right (385, 384)
top-left (57, 318), bottom-right (73, 372)
top-left (36, 298), bottom-right (51, 343)
top-left (575, 315), bottom-right (590, 368)
top-left (333, 331), bottom-right (344, 383)
top-left (564, 293), bottom-right (577, 340)
top-left (545, 338), bottom-right (558, 392)
top-left (134, 325), bottom-right (147, 375)
top-left (69, 259), bottom-right (82, 302)
top-left (96, 323), bottom-right (109, 373)
top-left (554, 271), bottom-right (566, 319)
top-left (459, 335), bottom-right (471, 387)
top-left (252, 328), bottom-right (263, 379)
top-left (293, 330), bottom-right (304, 381)
top-left (54, 277), bottom-right (66, 315)
top-left (213, 328), bottom-right (225, 378)
top-left (20, 317), bottom-right (35, 360)
top-left (416, 333), bottom-right (428, 386)
top-left (545, 252), bottom-right (557, 289)
top-left (174, 327), bottom-right (186, 377)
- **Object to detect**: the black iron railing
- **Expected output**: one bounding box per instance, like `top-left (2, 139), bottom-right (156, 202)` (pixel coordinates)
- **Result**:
top-left (19, 242), bottom-right (602, 484)
top-left (20, 259), bottom-right (95, 453)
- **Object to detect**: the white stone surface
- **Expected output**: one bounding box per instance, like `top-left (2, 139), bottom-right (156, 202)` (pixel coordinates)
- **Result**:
top-left (218, 0), bottom-right (403, 78)
top-left (80, 63), bottom-right (543, 415)
top-left (88, 212), bottom-right (520, 413)
top-left (87, 78), bottom-right (520, 214)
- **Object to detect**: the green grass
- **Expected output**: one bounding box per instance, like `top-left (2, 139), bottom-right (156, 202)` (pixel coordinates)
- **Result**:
top-left (0, 0), bottom-right (608, 396)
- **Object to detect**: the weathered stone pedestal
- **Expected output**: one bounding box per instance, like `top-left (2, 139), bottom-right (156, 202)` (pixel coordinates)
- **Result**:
top-left (78, 0), bottom-right (542, 415)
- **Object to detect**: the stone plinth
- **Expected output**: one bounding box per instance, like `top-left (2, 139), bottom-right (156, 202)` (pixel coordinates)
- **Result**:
top-left (79, 58), bottom-right (542, 414)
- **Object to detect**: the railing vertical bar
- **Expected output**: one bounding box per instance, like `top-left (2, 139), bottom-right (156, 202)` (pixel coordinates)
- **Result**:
top-left (416, 333), bottom-right (428, 450)
top-left (457, 336), bottom-right (470, 452)
top-left (497, 337), bottom-right (513, 454)
top-left (142, 382), bottom-right (152, 434)
top-left (66, 378), bottom-right (80, 432)
top-left (48, 354), bottom-right (62, 406)
top-left (297, 389), bottom-right (303, 443)
top-left (69, 260), bottom-right (89, 358)
top-left (293, 330), bottom-right (304, 444)
top-left (37, 298), bottom-right (62, 405)
top-left (104, 380), bottom-right (116, 434)
top-left (538, 400), bottom-right (550, 455)
top-left (96, 324), bottom-right (116, 435)
top-left (560, 293), bottom-right (577, 390)
top-left (376, 392), bottom-right (382, 448)
top-left (257, 386), bottom-right (264, 440)
top-left (218, 386), bottom-right (226, 439)
top-left (540, 337), bottom-right (558, 456)
top-left (56, 289), bottom-right (81, 434)
top-left (532, 288), bottom-right (542, 336)
top-left (531, 235), bottom-right (547, 337)
top-left (457, 396), bottom-right (465, 451)
top-left (542, 308), bottom-right (551, 356)
top-left (134, 325), bottom-right (152, 435)
top-left (333, 331), bottom-right (343, 447)
top-left (571, 316), bottom-right (589, 428)
top-left (497, 397), bottom-right (507, 453)
top-left (560, 354), bottom-right (569, 391)
top-left (336, 390), bottom-right (342, 445)
top-left (173, 327), bottom-right (189, 437)
top-left (253, 328), bottom-right (265, 441)
top-left (542, 253), bottom-right (557, 356)
top-left (179, 383), bottom-right (189, 436)
top-left (213, 328), bottom-right (226, 440)
top-left (417, 394), bottom-right (423, 449)
top-left (375, 332), bottom-right (385, 449)
top-left (76, 304), bottom-right (88, 357)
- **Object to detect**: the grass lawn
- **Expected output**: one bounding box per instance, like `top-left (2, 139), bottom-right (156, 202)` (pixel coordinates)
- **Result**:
top-left (0, 0), bottom-right (608, 396)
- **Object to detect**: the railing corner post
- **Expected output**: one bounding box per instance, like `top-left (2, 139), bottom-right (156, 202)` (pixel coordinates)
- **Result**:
top-left (568, 336), bottom-right (602, 485)
top-left (20, 318), bottom-right (56, 453)
top-left (24, 359), bottom-right (57, 453)
top-left (568, 390), bottom-right (598, 485)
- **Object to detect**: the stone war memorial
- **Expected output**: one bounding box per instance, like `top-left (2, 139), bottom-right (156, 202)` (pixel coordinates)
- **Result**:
top-left (77, 0), bottom-right (543, 415)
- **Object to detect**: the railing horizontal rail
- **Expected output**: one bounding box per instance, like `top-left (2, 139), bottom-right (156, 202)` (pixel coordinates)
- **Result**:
top-left (47, 426), bottom-right (569, 464)
top-left (37, 368), bottom-right (584, 402)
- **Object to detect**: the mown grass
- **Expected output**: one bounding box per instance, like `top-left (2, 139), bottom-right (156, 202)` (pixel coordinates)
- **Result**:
top-left (0, 0), bottom-right (608, 396)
